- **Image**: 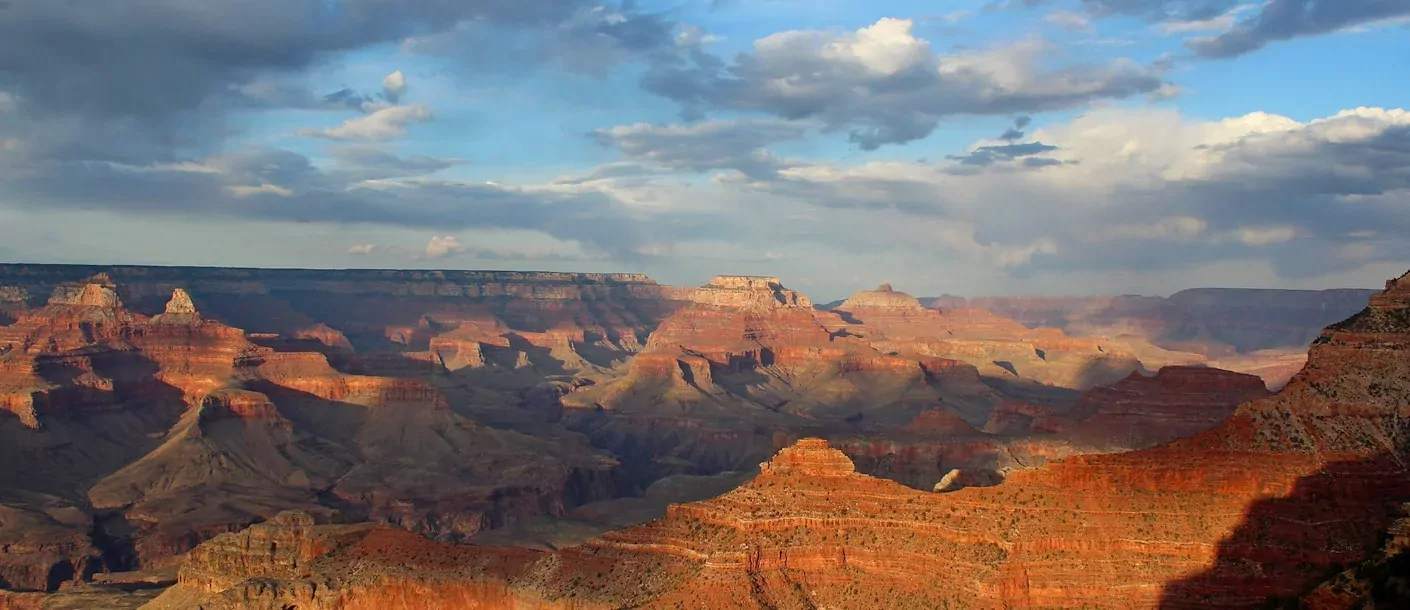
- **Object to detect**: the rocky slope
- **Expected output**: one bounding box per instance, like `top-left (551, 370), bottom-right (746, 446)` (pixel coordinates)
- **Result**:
top-left (147, 269), bottom-right (1410, 609)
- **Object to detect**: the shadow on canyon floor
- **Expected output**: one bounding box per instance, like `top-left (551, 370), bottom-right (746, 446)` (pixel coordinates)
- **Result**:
top-left (1158, 454), bottom-right (1410, 609)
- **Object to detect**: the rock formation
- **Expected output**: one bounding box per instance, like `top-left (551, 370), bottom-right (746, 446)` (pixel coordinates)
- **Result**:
top-left (142, 268), bottom-right (1410, 609)
top-left (162, 288), bottom-right (196, 315)
top-left (0, 277), bottom-right (625, 593)
top-left (1062, 365), bottom-right (1271, 449)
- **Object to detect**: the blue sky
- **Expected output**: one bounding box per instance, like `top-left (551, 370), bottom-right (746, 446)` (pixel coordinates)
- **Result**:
top-left (0, 0), bottom-right (1408, 300)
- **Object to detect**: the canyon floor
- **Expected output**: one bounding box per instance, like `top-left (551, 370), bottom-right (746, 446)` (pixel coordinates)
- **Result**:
top-left (0, 264), bottom-right (1397, 609)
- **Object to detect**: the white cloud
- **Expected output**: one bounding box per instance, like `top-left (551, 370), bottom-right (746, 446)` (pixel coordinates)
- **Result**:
top-left (382, 70), bottom-right (407, 103)
top-left (347, 243), bottom-right (378, 255)
top-left (817, 17), bottom-right (934, 75)
top-left (645, 18), bottom-right (1168, 149)
top-left (423, 235), bottom-right (467, 259)
top-left (300, 104), bottom-right (433, 141)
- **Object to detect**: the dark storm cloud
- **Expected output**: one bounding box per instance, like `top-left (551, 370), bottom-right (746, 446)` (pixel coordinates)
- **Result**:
top-left (642, 21), bottom-right (1167, 149)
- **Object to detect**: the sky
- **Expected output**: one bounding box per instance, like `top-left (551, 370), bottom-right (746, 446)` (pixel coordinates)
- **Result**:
top-left (0, 0), bottom-right (1408, 300)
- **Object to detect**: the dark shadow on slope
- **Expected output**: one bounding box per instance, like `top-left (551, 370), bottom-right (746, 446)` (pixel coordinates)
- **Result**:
top-left (1158, 455), bottom-right (1410, 609)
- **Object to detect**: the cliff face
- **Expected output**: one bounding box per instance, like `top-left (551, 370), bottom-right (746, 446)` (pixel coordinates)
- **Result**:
top-left (1062, 366), bottom-right (1271, 449)
top-left (150, 269), bottom-right (1410, 609)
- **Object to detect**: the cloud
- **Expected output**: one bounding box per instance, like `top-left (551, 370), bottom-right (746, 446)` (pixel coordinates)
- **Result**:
top-left (1044, 10), bottom-right (1095, 32)
top-left (1188, 0), bottom-right (1410, 58)
top-left (417, 233), bottom-right (607, 262)
top-left (0, 0), bottom-right (652, 166)
top-left (1032, 0), bottom-right (1410, 58)
top-left (300, 104), bottom-right (434, 141)
top-left (423, 235), bottom-right (467, 259)
top-left (1158, 3), bottom-right (1258, 34)
top-left (948, 142), bottom-right (1062, 166)
top-left (347, 244), bottom-right (378, 255)
top-left (721, 106), bottom-right (1410, 279)
top-left (382, 70), bottom-right (407, 103)
top-left (590, 119), bottom-right (808, 177)
top-left (643, 19), bottom-right (1169, 149)
top-left (0, 146), bottom-right (689, 259)
top-left (227, 183), bottom-right (294, 198)
top-left (326, 145), bottom-right (465, 180)
top-left (927, 10), bottom-right (976, 24)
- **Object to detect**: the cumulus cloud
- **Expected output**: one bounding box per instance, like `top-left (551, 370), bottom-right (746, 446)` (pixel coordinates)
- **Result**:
top-left (347, 244), bottom-right (379, 255)
top-left (642, 18), bottom-right (1169, 149)
top-left (300, 104), bottom-right (434, 141)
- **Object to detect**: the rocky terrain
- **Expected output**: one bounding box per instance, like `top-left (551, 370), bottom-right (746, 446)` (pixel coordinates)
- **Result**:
top-left (0, 263), bottom-right (1388, 608)
top-left (129, 269), bottom-right (1410, 609)
top-left (0, 272), bottom-right (628, 593)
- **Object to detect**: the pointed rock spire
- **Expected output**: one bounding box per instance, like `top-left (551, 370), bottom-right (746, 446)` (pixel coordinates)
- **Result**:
top-left (165, 289), bottom-right (198, 315)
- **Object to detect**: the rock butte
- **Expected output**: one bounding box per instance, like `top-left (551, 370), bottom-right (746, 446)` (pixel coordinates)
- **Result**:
top-left (143, 269), bottom-right (1410, 609)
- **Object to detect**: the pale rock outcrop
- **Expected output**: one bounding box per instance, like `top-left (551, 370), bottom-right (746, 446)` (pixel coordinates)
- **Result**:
top-left (164, 288), bottom-right (198, 315)
top-left (47, 283), bottom-right (122, 309)
top-left (690, 276), bottom-right (812, 309)
top-left (932, 468), bottom-right (964, 492)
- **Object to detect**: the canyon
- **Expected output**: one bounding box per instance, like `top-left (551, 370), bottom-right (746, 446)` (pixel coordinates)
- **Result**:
top-left (0, 263), bottom-right (1395, 609)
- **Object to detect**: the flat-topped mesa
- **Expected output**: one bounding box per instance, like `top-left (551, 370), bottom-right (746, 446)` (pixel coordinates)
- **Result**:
top-left (163, 288), bottom-right (198, 315)
top-left (837, 283), bottom-right (929, 312)
top-left (691, 275), bottom-right (813, 309)
top-left (47, 282), bottom-right (123, 308)
top-left (759, 438), bottom-right (856, 477)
